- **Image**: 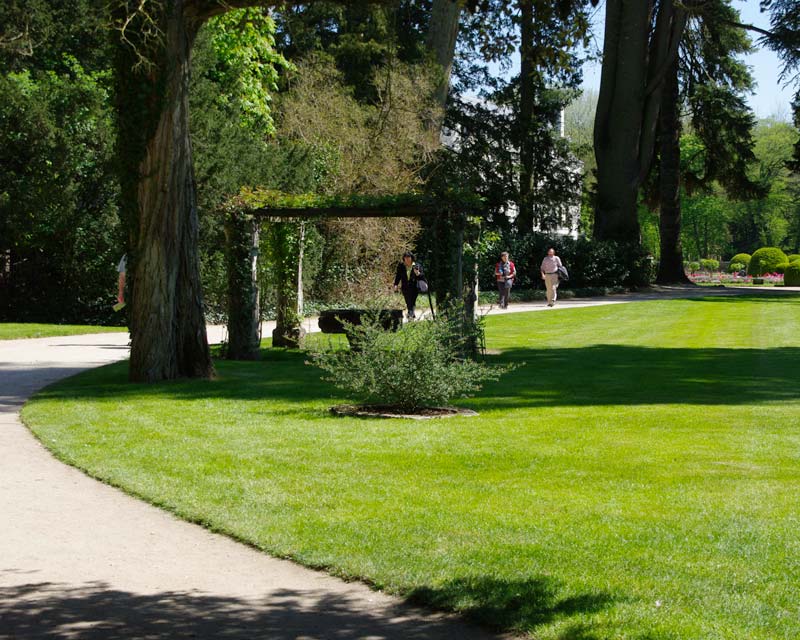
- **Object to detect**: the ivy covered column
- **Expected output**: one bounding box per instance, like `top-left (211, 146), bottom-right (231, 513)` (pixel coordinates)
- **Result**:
top-left (224, 210), bottom-right (261, 360)
top-left (268, 221), bottom-right (305, 349)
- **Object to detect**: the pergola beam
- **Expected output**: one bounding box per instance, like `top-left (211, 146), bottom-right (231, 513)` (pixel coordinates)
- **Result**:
top-left (249, 205), bottom-right (442, 219)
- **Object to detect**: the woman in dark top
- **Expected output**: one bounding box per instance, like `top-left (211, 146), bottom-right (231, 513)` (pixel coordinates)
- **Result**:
top-left (393, 252), bottom-right (425, 319)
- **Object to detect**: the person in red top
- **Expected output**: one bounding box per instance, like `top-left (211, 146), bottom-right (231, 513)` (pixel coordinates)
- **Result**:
top-left (494, 251), bottom-right (516, 309)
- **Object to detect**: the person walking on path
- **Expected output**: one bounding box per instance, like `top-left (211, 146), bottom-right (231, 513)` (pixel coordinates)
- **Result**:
top-left (393, 252), bottom-right (426, 320)
top-left (494, 251), bottom-right (516, 309)
top-left (540, 247), bottom-right (562, 307)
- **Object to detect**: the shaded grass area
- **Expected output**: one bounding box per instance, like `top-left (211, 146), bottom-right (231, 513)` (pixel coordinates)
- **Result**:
top-left (23, 295), bottom-right (800, 639)
top-left (0, 323), bottom-right (126, 340)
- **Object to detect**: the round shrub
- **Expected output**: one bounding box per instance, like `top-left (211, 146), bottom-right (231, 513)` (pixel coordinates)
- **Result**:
top-left (699, 258), bottom-right (719, 272)
top-left (748, 247), bottom-right (788, 276)
top-left (728, 262), bottom-right (745, 274)
top-left (775, 262), bottom-right (790, 274)
top-left (688, 262), bottom-right (700, 273)
top-left (785, 262), bottom-right (800, 287)
top-left (729, 253), bottom-right (751, 267)
top-left (787, 254), bottom-right (800, 264)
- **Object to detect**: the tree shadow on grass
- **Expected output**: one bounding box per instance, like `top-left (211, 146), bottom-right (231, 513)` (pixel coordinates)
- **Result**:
top-left (28, 337), bottom-right (800, 411)
top-left (478, 344), bottom-right (800, 409)
top-left (408, 575), bottom-right (617, 634)
top-left (0, 579), bottom-right (498, 640)
top-left (681, 292), bottom-right (800, 305)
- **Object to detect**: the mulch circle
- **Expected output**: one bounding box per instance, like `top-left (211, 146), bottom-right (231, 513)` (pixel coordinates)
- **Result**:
top-left (330, 404), bottom-right (478, 420)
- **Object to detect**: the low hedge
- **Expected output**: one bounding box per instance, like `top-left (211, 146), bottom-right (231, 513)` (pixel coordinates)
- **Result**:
top-left (785, 262), bottom-right (800, 287)
top-left (748, 247), bottom-right (788, 276)
top-left (787, 254), bottom-right (800, 264)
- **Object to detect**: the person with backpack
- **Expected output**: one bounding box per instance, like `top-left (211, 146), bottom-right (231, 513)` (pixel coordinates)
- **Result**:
top-left (494, 251), bottom-right (516, 309)
top-left (393, 252), bottom-right (426, 320)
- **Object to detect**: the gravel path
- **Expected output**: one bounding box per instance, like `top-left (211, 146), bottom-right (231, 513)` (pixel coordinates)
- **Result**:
top-left (2, 286), bottom-right (796, 639)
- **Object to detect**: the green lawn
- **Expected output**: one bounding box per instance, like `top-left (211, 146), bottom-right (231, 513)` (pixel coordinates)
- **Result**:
top-left (0, 323), bottom-right (126, 340)
top-left (22, 295), bottom-right (800, 639)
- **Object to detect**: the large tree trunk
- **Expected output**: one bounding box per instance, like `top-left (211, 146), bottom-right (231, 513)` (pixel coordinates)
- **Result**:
top-left (426, 0), bottom-right (461, 111)
top-left (115, 1), bottom-right (212, 382)
top-left (516, 0), bottom-right (536, 233)
top-left (656, 57), bottom-right (690, 284)
top-left (593, 0), bottom-right (687, 243)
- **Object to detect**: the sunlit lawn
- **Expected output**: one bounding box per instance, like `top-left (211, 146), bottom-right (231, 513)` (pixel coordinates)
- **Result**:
top-left (23, 295), bottom-right (800, 639)
top-left (0, 323), bottom-right (126, 340)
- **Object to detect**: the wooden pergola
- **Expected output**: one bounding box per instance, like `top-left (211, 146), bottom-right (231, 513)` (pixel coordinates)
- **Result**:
top-left (222, 188), bottom-right (483, 360)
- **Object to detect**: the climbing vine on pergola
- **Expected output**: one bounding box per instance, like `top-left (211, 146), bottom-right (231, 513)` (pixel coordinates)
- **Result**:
top-left (221, 187), bottom-right (484, 359)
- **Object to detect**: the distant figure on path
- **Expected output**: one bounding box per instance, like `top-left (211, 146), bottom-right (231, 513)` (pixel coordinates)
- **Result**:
top-left (540, 247), bottom-right (562, 307)
top-left (494, 251), bottom-right (516, 309)
top-left (393, 252), bottom-right (425, 320)
top-left (115, 254), bottom-right (127, 311)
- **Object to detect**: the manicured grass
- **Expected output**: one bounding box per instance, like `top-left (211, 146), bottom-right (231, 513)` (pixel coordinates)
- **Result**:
top-left (23, 295), bottom-right (800, 639)
top-left (0, 323), bottom-right (126, 340)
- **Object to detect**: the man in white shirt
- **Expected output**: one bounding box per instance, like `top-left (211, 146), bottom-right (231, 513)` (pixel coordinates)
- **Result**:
top-left (540, 247), bottom-right (562, 307)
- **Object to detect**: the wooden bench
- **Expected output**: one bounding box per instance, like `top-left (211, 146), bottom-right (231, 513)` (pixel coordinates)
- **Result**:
top-left (318, 309), bottom-right (403, 348)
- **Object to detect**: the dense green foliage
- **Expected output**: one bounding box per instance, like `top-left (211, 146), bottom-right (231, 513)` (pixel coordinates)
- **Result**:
top-left (24, 295), bottom-right (800, 638)
top-left (748, 246), bottom-right (789, 275)
top-left (476, 231), bottom-right (654, 291)
top-left (0, 59), bottom-right (120, 323)
top-left (784, 261), bottom-right (800, 285)
top-left (729, 252), bottom-right (752, 266)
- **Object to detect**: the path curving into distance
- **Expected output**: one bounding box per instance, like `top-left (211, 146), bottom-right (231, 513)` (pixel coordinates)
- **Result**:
top-left (2, 286), bottom-right (797, 639)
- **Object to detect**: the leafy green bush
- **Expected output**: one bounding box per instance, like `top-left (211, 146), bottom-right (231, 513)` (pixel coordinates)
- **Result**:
top-left (748, 247), bottom-right (788, 276)
top-left (469, 232), bottom-right (654, 291)
top-left (728, 262), bottom-right (745, 273)
top-left (785, 262), bottom-right (800, 287)
top-left (787, 254), bottom-right (800, 264)
top-left (699, 258), bottom-right (719, 272)
top-left (729, 253), bottom-right (751, 267)
top-left (775, 262), bottom-right (791, 274)
top-left (688, 262), bottom-right (700, 273)
top-left (308, 312), bottom-right (509, 411)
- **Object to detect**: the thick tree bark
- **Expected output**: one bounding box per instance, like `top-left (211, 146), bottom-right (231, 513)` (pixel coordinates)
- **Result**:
top-left (115, 1), bottom-right (212, 382)
top-left (426, 0), bottom-right (461, 111)
top-left (593, 0), bottom-right (686, 243)
top-left (516, 0), bottom-right (536, 233)
top-left (656, 57), bottom-right (690, 284)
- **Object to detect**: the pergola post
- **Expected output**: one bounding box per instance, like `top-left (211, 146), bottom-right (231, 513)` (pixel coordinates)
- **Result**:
top-left (224, 210), bottom-right (261, 360)
top-left (269, 221), bottom-right (306, 349)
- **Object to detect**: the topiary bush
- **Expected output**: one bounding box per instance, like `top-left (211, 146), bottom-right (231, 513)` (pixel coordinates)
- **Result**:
top-left (729, 253), bottom-right (751, 268)
top-left (688, 261), bottom-right (700, 273)
top-left (728, 262), bottom-right (745, 274)
top-left (775, 262), bottom-right (790, 274)
top-left (308, 311), bottom-right (510, 411)
top-left (699, 258), bottom-right (719, 272)
top-left (785, 262), bottom-right (800, 287)
top-left (787, 254), bottom-right (800, 264)
top-left (748, 247), bottom-right (788, 276)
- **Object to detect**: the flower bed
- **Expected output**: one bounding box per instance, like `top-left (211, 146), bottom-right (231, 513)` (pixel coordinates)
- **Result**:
top-left (688, 271), bottom-right (784, 285)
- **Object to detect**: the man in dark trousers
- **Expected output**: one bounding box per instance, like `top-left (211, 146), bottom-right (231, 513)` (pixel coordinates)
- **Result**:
top-left (393, 252), bottom-right (425, 320)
